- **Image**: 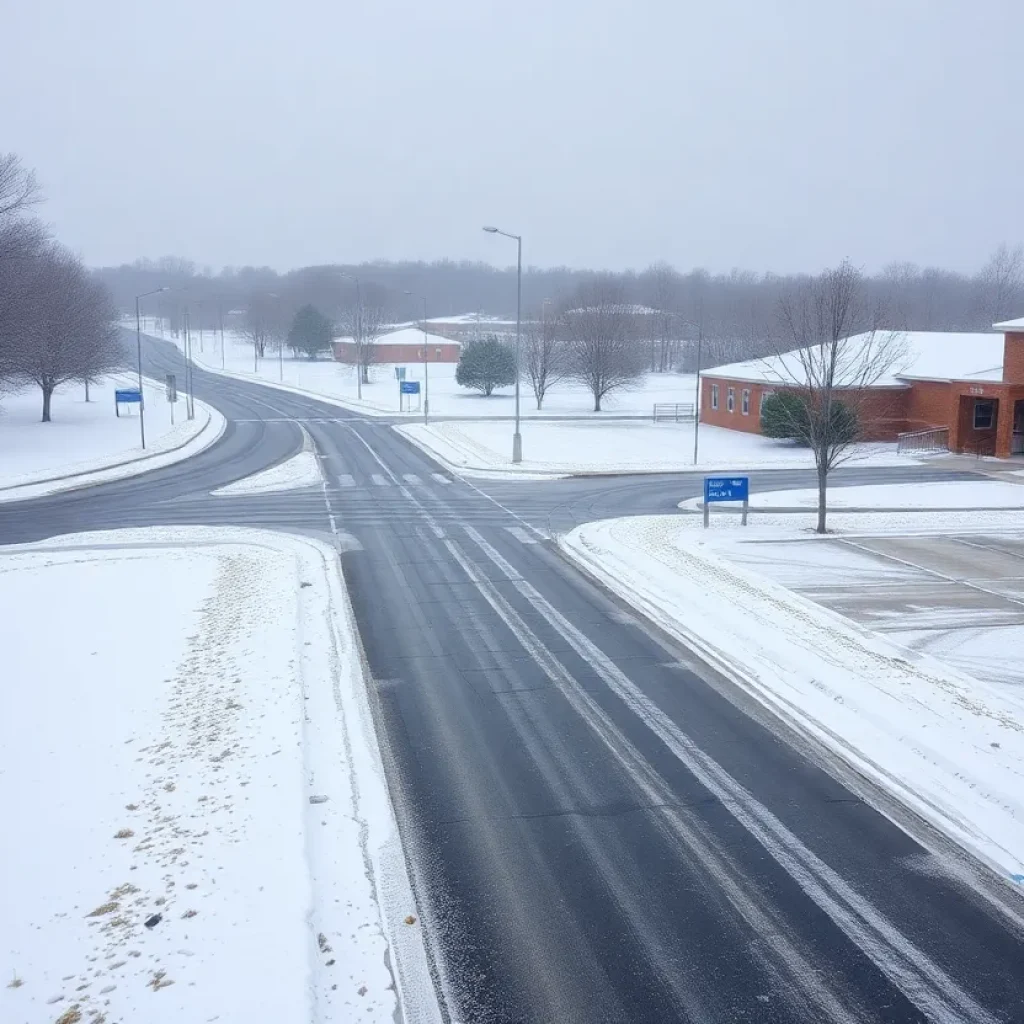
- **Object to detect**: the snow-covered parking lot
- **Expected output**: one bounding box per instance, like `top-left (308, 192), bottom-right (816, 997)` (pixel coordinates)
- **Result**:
top-left (561, 501), bottom-right (1024, 886)
top-left (0, 528), bottom-right (435, 1024)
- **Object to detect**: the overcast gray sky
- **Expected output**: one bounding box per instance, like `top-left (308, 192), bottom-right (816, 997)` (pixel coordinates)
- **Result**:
top-left (3, 0), bottom-right (1022, 275)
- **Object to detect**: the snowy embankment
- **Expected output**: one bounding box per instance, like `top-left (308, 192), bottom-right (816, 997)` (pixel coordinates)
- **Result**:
top-left (0, 528), bottom-right (438, 1024)
top-left (560, 512), bottom-right (1024, 885)
top-left (212, 434), bottom-right (323, 496)
top-left (0, 374), bottom-right (223, 502)
top-left (397, 418), bottom-right (909, 478)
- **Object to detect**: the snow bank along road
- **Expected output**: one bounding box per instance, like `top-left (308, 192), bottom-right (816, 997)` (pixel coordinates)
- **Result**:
top-left (0, 528), bottom-right (435, 1024)
top-left (2, 335), bottom-right (1024, 1023)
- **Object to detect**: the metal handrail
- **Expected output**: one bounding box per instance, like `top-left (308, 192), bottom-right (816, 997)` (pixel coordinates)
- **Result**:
top-left (896, 427), bottom-right (948, 454)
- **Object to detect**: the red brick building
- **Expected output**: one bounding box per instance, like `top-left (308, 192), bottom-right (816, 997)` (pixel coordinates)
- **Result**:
top-left (700, 321), bottom-right (1024, 459)
top-left (332, 327), bottom-right (461, 365)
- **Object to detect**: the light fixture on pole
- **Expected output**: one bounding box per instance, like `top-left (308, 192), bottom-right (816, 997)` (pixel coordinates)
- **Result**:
top-left (482, 226), bottom-right (523, 464)
top-left (404, 290), bottom-right (430, 424)
top-left (339, 272), bottom-right (363, 400)
top-left (135, 286), bottom-right (169, 449)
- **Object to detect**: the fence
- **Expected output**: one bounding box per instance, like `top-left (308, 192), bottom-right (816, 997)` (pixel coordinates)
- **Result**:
top-left (653, 402), bottom-right (696, 423)
top-left (896, 427), bottom-right (948, 454)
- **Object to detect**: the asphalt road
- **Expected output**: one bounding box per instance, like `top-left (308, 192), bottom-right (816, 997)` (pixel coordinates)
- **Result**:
top-left (3, 333), bottom-right (1024, 1023)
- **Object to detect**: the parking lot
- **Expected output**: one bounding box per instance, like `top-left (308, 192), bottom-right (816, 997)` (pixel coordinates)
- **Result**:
top-left (727, 532), bottom-right (1024, 697)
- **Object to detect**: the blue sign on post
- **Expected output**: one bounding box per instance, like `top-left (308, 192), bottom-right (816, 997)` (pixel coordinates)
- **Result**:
top-left (704, 476), bottom-right (749, 503)
top-left (115, 389), bottom-right (142, 418)
top-left (400, 381), bottom-right (420, 395)
top-left (703, 475), bottom-right (750, 527)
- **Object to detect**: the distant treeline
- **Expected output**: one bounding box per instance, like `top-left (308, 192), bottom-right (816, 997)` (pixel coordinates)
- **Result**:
top-left (93, 245), bottom-right (1024, 373)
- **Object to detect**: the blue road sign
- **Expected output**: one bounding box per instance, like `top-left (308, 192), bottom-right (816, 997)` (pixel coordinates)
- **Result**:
top-left (115, 389), bottom-right (142, 404)
top-left (704, 476), bottom-right (749, 503)
top-left (400, 380), bottom-right (421, 395)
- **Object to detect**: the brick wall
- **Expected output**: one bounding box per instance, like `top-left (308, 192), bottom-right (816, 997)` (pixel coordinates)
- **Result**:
top-left (700, 377), bottom-right (768, 434)
top-left (332, 341), bottom-right (461, 364)
top-left (1004, 332), bottom-right (1024, 385)
top-left (700, 377), bottom-right (908, 440)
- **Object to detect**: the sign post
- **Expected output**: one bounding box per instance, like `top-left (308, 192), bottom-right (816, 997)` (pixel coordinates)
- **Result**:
top-left (400, 379), bottom-right (421, 413)
top-left (165, 373), bottom-right (177, 425)
top-left (115, 388), bottom-right (143, 419)
top-left (703, 476), bottom-right (750, 528)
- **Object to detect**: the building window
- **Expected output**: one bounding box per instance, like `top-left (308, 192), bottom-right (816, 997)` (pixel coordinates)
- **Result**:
top-left (974, 399), bottom-right (995, 430)
top-left (711, 384), bottom-right (719, 410)
top-left (760, 390), bottom-right (772, 416)
top-left (435, 348), bottom-right (442, 359)
top-left (741, 389), bottom-right (750, 415)
top-left (727, 387), bottom-right (735, 413)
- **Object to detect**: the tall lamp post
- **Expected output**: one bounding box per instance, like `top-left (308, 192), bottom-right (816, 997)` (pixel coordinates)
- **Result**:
top-left (405, 290), bottom-right (430, 423)
top-left (135, 286), bottom-right (169, 449)
top-left (340, 272), bottom-right (364, 401)
top-left (482, 226), bottom-right (523, 464)
top-left (661, 312), bottom-right (705, 466)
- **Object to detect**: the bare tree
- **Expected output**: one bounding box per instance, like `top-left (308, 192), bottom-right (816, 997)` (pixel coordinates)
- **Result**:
top-left (0, 153), bottom-right (42, 221)
top-left (337, 288), bottom-right (389, 382)
top-left (242, 292), bottom-right (285, 360)
top-left (5, 244), bottom-right (122, 421)
top-left (561, 278), bottom-right (645, 411)
top-left (766, 260), bottom-right (907, 533)
top-left (523, 302), bottom-right (566, 409)
top-left (976, 243), bottom-right (1024, 323)
top-left (640, 262), bottom-right (683, 371)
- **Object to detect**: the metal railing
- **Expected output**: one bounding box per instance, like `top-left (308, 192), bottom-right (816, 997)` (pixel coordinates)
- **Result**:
top-left (896, 427), bottom-right (948, 454)
top-left (653, 402), bottom-right (696, 423)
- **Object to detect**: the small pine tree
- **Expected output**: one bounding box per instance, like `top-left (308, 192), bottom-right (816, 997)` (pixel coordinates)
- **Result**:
top-left (455, 336), bottom-right (516, 396)
top-left (287, 304), bottom-right (334, 360)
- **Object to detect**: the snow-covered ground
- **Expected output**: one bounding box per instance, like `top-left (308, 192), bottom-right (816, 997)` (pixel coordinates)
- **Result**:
top-left (561, 511), bottom-right (1024, 884)
top-left (157, 327), bottom-right (698, 419)
top-left (0, 374), bottom-right (222, 501)
top-left (397, 419), bottom-right (908, 478)
top-left (0, 528), bottom-right (438, 1024)
top-left (747, 480), bottom-right (1024, 510)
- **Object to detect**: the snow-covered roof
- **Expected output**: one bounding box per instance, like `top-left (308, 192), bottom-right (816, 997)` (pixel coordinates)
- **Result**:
top-left (332, 327), bottom-right (456, 347)
top-left (993, 316), bottom-right (1024, 331)
top-left (706, 331), bottom-right (1005, 387)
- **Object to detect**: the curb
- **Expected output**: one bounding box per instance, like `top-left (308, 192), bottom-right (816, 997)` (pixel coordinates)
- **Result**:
top-left (0, 396), bottom-right (226, 502)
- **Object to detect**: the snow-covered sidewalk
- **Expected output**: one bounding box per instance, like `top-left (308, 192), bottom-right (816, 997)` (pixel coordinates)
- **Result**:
top-left (561, 512), bottom-right (1024, 885)
top-left (0, 374), bottom-right (223, 502)
top-left (398, 418), bottom-right (910, 478)
top-left (0, 528), bottom-right (436, 1024)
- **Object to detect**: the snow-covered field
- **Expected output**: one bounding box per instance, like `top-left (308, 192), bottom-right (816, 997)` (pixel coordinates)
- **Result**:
top-left (561, 510), bottom-right (1024, 884)
top-left (0, 374), bottom-right (221, 500)
top-left (0, 528), bottom-right (437, 1024)
top-left (398, 419), bottom-right (908, 477)
top-left (158, 327), bottom-right (698, 419)
top-left (747, 480), bottom-right (1024, 510)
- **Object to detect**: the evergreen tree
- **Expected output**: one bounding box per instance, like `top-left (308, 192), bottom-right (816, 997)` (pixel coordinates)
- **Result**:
top-left (455, 336), bottom-right (516, 396)
top-left (287, 304), bottom-right (333, 360)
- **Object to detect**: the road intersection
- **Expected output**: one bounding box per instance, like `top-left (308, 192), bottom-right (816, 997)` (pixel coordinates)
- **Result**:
top-left (3, 333), bottom-right (1023, 1023)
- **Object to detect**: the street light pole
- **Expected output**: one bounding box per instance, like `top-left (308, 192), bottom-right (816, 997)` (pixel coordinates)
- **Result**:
top-left (483, 226), bottom-right (523, 464)
top-left (134, 286), bottom-right (169, 449)
top-left (340, 272), bottom-right (363, 401)
top-left (405, 291), bottom-right (430, 423)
